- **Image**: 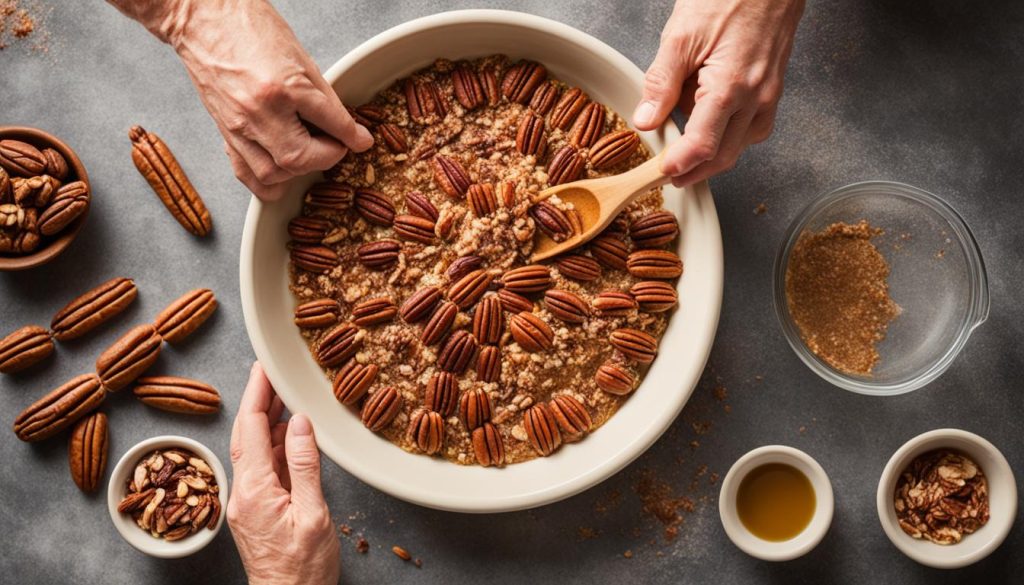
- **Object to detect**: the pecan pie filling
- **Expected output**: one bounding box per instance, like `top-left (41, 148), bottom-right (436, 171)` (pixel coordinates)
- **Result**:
top-left (288, 55), bottom-right (683, 466)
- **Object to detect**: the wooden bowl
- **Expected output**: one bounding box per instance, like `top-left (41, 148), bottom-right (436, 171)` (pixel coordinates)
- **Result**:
top-left (0, 126), bottom-right (91, 271)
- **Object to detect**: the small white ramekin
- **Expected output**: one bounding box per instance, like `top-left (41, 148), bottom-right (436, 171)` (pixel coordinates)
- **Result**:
top-left (106, 435), bottom-right (229, 558)
top-left (876, 429), bottom-right (1016, 569)
top-left (719, 446), bottom-right (834, 561)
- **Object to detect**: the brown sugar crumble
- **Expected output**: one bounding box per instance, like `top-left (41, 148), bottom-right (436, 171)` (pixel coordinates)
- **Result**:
top-left (785, 220), bottom-right (899, 375)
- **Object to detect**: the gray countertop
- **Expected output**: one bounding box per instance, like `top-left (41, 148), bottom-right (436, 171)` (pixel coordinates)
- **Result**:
top-left (2, 1), bottom-right (1022, 583)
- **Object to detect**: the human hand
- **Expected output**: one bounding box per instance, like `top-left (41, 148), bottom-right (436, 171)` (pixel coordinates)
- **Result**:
top-left (634, 0), bottom-right (805, 186)
top-left (108, 0), bottom-right (372, 201)
top-left (227, 362), bottom-right (340, 585)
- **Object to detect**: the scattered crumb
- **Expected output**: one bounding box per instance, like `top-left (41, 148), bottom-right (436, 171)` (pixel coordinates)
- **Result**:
top-left (593, 489), bottom-right (622, 515)
top-left (689, 440), bottom-right (700, 450)
top-left (392, 545), bottom-right (412, 561)
top-left (623, 550), bottom-right (634, 559)
top-left (709, 473), bottom-right (720, 485)
top-left (936, 249), bottom-right (945, 259)
top-left (414, 558), bottom-right (423, 569)
top-left (338, 524), bottom-right (352, 536)
top-left (691, 421), bottom-right (711, 435)
top-left (634, 470), bottom-right (697, 542)
top-left (753, 202), bottom-right (768, 215)
top-left (799, 425), bottom-right (807, 434)
top-left (578, 527), bottom-right (599, 540)
top-left (712, 385), bottom-right (728, 401)
top-left (356, 538), bottom-right (369, 554)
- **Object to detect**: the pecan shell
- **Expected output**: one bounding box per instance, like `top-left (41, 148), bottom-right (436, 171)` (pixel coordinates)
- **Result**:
top-left (475, 345), bottom-right (501, 383)
top-left (626, 249), bottom-right (683, 279)
top-left (400, 286), bottom-right (441, 323)
top-left (549, 394), bottom-right (592, 441)
top-left (472, 422), bottom-right (505, 467)
top-left (589, 235), bottom-right (630, 271)
top-left (305, 182), bottom-right (353, 212)
top-left (0, 325), bottom-right (54, 374)
top-left (129, 126), bottom-right (212, 236)
top-left (524, 403), bottom-right (562, 456)
top-left (316, 323), bottom-right (363, 368)
top-left (294, 298), bottom-right (341, 329)
top-left (393, 214), bottom-right (436, 244)
top-left (287, 216), bottom-right (329, 244)
top-left (333, 361), bottom-right (378, 405)
top-left (357, 239), bottom-right (400, 270)
top-left (96, 324), bottom-right (163, 392)
top-left (467, 183), bottom-right (498, 217)
top-left (472, 295), bottom-right (504, 344)
top-left (291, 245), bottom-right (340, 274)
top-left (452, 64), bottom-right (485, 110)
top-left (448, 268), bottom-right (494, 309)
top-left (13, 373), bottom-right (105, 442)
top-left (459, 388), bottom-right (492, 430)
top-left (50, 277), bottom-right (138, 342)
top-left (592, 291), bottom-right (638, 316)
top-left (589, 130), bottom-right (641, 170)
top-left (361, 387), bottom-right (402, 432)
top-left (421, 300), bottom-right (457, 345)
top-left (378, 124), bottom-right (408, 153)
top-left (501, 61), bottom-right (547, 104)
top-left (424, 372), bottom-right (457, 416)
top-left (544, 290), bottom-right (588, 324)
top-left (0, 139), bottom-right (46, 176)
top-left (353, 189), bottom-right (395, 226)
top-left (568, 102), bottom-right (607, 148)
top-left (510, 312), bottom-right (554, 352)
top-left (596, 362), bottom-right (636, 395)
top-left (610, 328), bottom-right (659, 364)
top-left (500, 265), bottom-right (552, 294)
top-left (68, 412), bottom-right (108, 492)
top-left (153, 288), bottom-right (217, 344)
top-left (405, 191), bottom-right (439, 222)
top-left (432, 155), bottom-right (472, 198)
top-left (515, 113), bottom-right (546, 156)
top-left (352, 297), bottom-right (397, 326)
top-left (630, 281), bottom-right (678, 313)
top-left (133, 376), bottom-right (221, 415)
top-left (546, 145), bottom-right (585, 186)
top-left (630, 211), bottom-right (680, 248)
top-left (437, 330), bottom-right (477, 374)
top-left (555, 253), bottom-right (602, 282)
top-left (407, 409), bottom-right (444, 455)
top-left (549, 87), bottom-right (590, 130)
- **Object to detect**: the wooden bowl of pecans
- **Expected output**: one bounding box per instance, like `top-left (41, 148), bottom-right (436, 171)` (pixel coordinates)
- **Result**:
top-left (106, 436), bottom-right (227, 558)
top-left (0, 126), bottom-right (91, 271)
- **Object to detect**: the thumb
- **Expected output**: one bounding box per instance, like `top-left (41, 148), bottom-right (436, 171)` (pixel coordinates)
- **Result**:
top-left (633, 34), bottom-right (692, 130)
top-left (284, 414), bottom-right (326, 509)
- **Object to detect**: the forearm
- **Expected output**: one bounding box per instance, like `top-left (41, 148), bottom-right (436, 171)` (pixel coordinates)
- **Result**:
top-left (106, 0), bottom-right (252, 49)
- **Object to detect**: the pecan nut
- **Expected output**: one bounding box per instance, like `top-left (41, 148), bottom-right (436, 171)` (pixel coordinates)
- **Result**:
top-left (515, 113), bottom-right (546, 156)
top-left (287, 216), bottom-right (330, 244)
top-left (546, 145), bottom-right (585, 186)
top-left (133, 376), bottom-right (221, 415)
top-left (0, 325), bottom-right (54, 374)
top-left (153, 288), bottom-right (217, 344)
top-left (352, 297), bottom-right (397, 327)
top-left (626, 249), bottom-right (683, 279)
top-left (407, 409), bottom-right (444, 455)
top-left (472, 296), bottom-right (504, 344)
top-left (420, 300), bottom-right (457, 345)
top-left (378, 123), bottom-right (408, 153)
top-left (589, 130), bottom-right (641, 170)
top-left (96, 324), bottom-right (163, 391)
top-left (305, 182), bottom-right (353, 212)
top-left (497, 288), bottom-right (534, 314)
top-left (630, 211), bottom-right (680, 248)
top-left (432, 155), bottom-right (472, 198)
top-left (524, 403), bottom-right (562, 456)
top-left (424, 372), bottom-right (457, 416)
top-left (448, 268), bottom-right (494, 309)
top-left (353, 189), bottom-right (396, 226)
top-left (555, 253), bottom-right (601, 282)
top-left (393, 214), bottom-right (436, 244)
top-left (544, 290), bottom-right (588, 324)
top-left (510, 312), bottom-right (554, 352)
top-left (400, 286), bottom-right (441, 323)
top-left (499, 265), bottom-right (552, 294)
top-left (447, 255), bottom-right (483, 282)
top-left (405, 79), bottom-right (447, 123)
top-left (294, 298), bottom-right (341, 329)
top-left (316, 323), bottom-right (363, 368)
top-left (351, 104), bottom-right (386, 127)
top-left (568, 102), bottom-right (607, 148)
top-left (549, 394), bottom-right (592, 441)
top-left (68, 412), bottom-right (109, 492)
top-left (459, 388), bottom-right (492, 430)
top-left (405, 191), bottom-right (439, 222)
top-left (467, 183), bottom-right (498, 217)
top-left (357, 239), bottom-right (401, 270)
top-left (333, 361), bottom-right (379, 405)
top-left (129, 126), bottom-right (212, 237)
top-left (592, 291), bottom-right (638, 316)
top-left (0, 139), bottom-right (47, 176)
top-left (549, 87), bottom-right (590, 130)
top-left (437, 330), bottom-right (478, 374)
top-left (452, 64), bottom-right (485, 111)
top-left (501, 61), bottom-right (547, 104)
top-left (610, 328), bottom-right (659, 364)
top-left (42, 148), bottom-right (69, 180)
top-left (529, 81), bottom-right (560, 115)
top-left (589, 235), bottom-right (630, 271)
top-left (13, 373), bottom-right (106, 442)
top-left (596, 362), bottom-right (636, 395)
top-left (38, 191), bottom-right (88, 236)
top-left (291, 245), bottom-right (340, 273)
top-left (531, 200), bottom-right (573, 242)
top-left (475, 345), bottom-right (501, 383)
top-left (50, 277), bottom-right (138, 342)
top-left (361, 387), bottom-right (402, 431)
top-left (630, 281), bottom-right (678, 313)
top-left (472, 422), bottom-right (505, 467)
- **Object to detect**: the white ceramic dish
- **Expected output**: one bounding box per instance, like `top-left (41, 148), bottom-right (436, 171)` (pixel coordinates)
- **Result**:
top-left (106, 436), bottom-right (228, 558)
top-left (240, 9), bottom-right (724, 513)
top-left (719, 446), bottom-right (834, 561)
top-left (876, 429), bottom-right (1016, 569)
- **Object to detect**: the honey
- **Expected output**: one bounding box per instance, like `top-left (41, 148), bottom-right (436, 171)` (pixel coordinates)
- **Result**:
top-left (736, 463), bottom-right (816, 541)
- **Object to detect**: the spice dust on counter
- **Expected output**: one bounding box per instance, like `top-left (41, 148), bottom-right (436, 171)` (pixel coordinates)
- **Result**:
top-left (785, 220), bottom-right (900, 375)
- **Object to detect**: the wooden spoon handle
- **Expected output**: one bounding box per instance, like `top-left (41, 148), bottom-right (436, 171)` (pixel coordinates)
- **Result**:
top-left (600, 149), bottom-right (671, 206)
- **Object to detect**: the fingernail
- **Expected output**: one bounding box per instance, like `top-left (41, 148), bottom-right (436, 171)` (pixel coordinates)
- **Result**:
top-left (633, 101), bottom-right (656, 127)
top-left (291, 414), bottom-right (313, 436)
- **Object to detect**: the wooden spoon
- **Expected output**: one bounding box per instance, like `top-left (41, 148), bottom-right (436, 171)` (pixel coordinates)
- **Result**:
top-left (530, 150), bottom-right (670, 262)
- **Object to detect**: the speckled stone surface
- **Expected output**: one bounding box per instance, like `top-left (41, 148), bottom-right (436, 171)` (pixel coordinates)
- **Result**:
top-left (1, 1), bottom-right (1022, 583)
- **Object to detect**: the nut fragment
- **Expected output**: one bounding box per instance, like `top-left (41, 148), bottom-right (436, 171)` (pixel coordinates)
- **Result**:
top-left (13, 373), bottom-right (106, 442)
top-left (523, 403), bottom-right (562, 456)
top-left (68, 412), bottom-right (109, 492)
top-left (0, 325), bottom-right (54, 374)
top-left (133, 376), bottom-right (221, 415)
top-left (153, 288), bottom-right (217, 344)
top-left (95, 324), bottom-right (163, 392)
top-left (333, 362), bottom-right (379, 405)
top-left (129, 126), bottom-right (212, 237)
top-left (894, 449), bottom-right (989, 545)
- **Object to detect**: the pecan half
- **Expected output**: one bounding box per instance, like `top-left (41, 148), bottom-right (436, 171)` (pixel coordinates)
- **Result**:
top-left (549, 394), bottom-right (592, 441)
top-left (352, 297), bottom-right (397, 326)
top-left (394, 214), bottom-right (436, 244)
top-left (405, 191), bottom-right (439, 222)
top-left (524, 403), bottom-right (562, 456)
top-left (357, 239), bottom-right (401, 270)
top-left (333, 362), bottom-right (378, 405)
top-left (568, 102), bottom-right (607, 148)
top-left (510, 312), bottom-right (554, 352)
top-left (501, 61), bottom-right (547, 104)
top-left (596, 362), bottom-right (636, 395)
top-left (476, 345), bottom-right (501, 383)
top-left (153, 288), bottom-right (217, 344)
top-left (529, 81), bottom-right (560, 115)
top-left (626, 249), bottom-right (683, 279)
top-left (407, 409), bottom-right (444, 455)
top-left (549, 87), bottom-right (590, 130)
top-left (0, 139), bottom-right (46, 176)
top-left (14, 373), bottom-right (105, 442)
top-left (472, 422), bottom-right (505, 467)
top-left (556, 253), bottom-right (601, 282)
top-left (497, 288), bottom-right (534, 313)
top-left (421, 300), bottom-right (457, 345)
top-left (592, 291), bottom-right (638, 316)
top-left (305, 182), bottom-right (353, 212)
top-left (38, 191), bottom-right (88, 236)
top-left (42, 148), bottom-right (69, 180)
top-left (129, 126), bottom-right (212, 237)
top-left (589, 235), bottom-right (630, 271)
top-left (68, 412), bottom-right (108, 493)
top-left (530, 201), bottom-right (573, 242)
top-left (353, 189), bottom-right (395, 226)
top-left (316, 323), bottom-right (363, 368)
top-left (378, 124), bottom-right (408, 153)
top-left (405, 79), bottom-right (447, 123)
top-left (351, 104), bottom-right (386, 126)
top-left (437, 330), bottom-right (477, 374)
top-left (294, 298), bottom-right (341, 329)
top-left (496, 181), bottom-right (516, 208)
top-left (49, 278), bottom-right (137, 344)
top-left (630, 211), bottom-right (680, 248)
top-left (610, 328), bottom-right (659, 364)
top-left (361, 387), bottom-right (402, 432)
top-left (472, 296), bottom-right (504, 344)
top-left (544, 290), bottom-right (588, 324)
top-left (546, 145), bottom-right (585, 186)
top-left (400, 286), bottom-right (441, 323)
top-left (515, 113), bottom-right (546, 156)
top-left (0, 167), bottom-right (9, 202)
top-left (291, 245), bottom-right (340, 274)
top-left (0, 325), bottom-right (54, 374)
top-left (500, 265), bottom-right (552, 294)
top-left (467, 183), bottom-right (498, 217)
top-left (447, 255), bottom-right (483, 281)
top-left (287, 216), bottom-right (330, 244)
top-left (630, 281), bottom-right (678, 313)
top-left (96, 324), bottom-right (163, 391)
top-left (459, 388), bottom-right (492, 430)
top-left (481, 66), bottom-right (501, 106)
top-left (452, 64), bottom-right (485, 110)
top-left (448, 268), bottom-right (494, 309)
top-left (589, 130), bottom-right (641, 170)
top-left (424, 372), bottom-right (457, 416)
top-left (432, 155), bottom-right (472, 198)
top-left (133, 376), bottom-right (221, 415)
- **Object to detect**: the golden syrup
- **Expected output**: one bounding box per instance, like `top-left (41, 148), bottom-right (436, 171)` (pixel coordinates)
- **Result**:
top-left (736, 463), bottom-right (816, 541)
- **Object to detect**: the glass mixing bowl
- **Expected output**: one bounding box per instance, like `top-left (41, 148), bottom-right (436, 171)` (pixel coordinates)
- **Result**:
top-left (773, 181), bottom-right (989, 395)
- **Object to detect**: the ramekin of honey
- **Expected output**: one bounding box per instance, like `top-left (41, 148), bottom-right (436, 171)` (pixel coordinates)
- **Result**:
top-left (719, 446), bottom-right (834, 561)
